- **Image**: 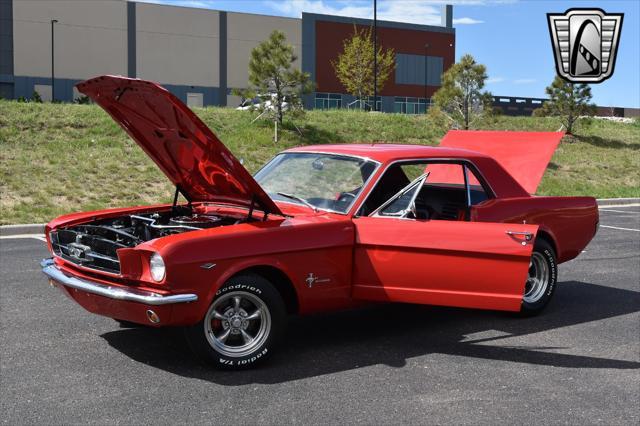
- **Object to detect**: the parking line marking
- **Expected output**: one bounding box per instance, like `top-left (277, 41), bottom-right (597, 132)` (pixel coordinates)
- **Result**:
top-left (600, 225), bottom-right (640, 232)
top-left (0, 234), bottom-right (46, 241)
top-left (598, 203), bottom-right (640, 208)
top-left (599, 209), bottom-right (640, 214)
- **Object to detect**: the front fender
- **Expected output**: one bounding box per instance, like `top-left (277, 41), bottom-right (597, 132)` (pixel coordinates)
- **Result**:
top-left (147, 215), bottom-right (356, 323)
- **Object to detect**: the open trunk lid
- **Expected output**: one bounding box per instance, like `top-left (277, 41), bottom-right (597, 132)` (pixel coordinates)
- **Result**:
top-left (77, 75), bottom-right (282, 215)
top-left (439, 130), bottom-right (564, 194)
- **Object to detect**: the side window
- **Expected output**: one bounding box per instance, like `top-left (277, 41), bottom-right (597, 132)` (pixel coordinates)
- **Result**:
top-left (420, 163), bottom-right (468, 220)
top-left (376, 176), bottom-right (425, 217)
top-left (362, 160), bottom-right (492, 220)
top-left (358, 162), bottom-right (429, 216)
top-left (465, 167), bottom-right (490, 206)
top-left (420, 162), bottom-right (491, 212)
top-left (358, 164), bottom-right (412, 216)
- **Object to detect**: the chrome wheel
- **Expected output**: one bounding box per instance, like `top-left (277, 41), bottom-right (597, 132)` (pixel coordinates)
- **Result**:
top-left (204, 291), bottom-right (271, 358)
top-left (524, 252), bottom-right (550, 304)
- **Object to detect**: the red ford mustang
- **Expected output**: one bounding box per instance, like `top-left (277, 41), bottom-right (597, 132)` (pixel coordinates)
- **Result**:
top-left (41, 76), bottom-right (599, 369)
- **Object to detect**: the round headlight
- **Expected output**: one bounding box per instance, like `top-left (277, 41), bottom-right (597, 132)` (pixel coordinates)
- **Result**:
top-left (150, 253), bottom-right (165, 282)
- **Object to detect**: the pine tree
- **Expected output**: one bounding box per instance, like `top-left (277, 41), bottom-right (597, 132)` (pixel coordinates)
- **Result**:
top-left (240, 30), bottom-right (313, 140)
top-left (432, 54), bottom-right (492, 129)
top-left (535, 76), bottom-right (596, 135)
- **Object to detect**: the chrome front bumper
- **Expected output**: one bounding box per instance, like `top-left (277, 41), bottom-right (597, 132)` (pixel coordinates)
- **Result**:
top-left (41, 258), bottom-right (198, 305)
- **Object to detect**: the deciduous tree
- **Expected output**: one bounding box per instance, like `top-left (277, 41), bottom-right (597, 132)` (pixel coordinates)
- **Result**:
top-left (332, 26), bottom-right (395, 110)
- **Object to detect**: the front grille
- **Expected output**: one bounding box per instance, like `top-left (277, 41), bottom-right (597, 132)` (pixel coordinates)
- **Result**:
top-left (50, 228), bottom-right (123, 274)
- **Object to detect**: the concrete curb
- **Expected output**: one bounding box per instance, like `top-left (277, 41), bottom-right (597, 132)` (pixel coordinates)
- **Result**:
top-left (1, 198), bottom-right (637, 235)
top-left (0, 223), bottom-right (45, 236)
top-left (596, 198), bottom-right (640, 207)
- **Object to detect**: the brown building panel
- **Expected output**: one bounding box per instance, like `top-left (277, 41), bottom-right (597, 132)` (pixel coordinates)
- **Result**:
top-left (315, 20), bottom-right (455, 98)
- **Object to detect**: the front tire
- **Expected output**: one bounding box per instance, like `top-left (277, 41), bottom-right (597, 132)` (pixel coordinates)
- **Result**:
top-left (520, 239), bottom-right (557, 316)
top-left (185, 273), bottom-right (286, 369)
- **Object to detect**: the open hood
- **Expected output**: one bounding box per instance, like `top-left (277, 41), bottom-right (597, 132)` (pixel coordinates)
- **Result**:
top-left (76, 75), bottom-right (282, 215)
top-left (439, 130), bottom-right (564, 194)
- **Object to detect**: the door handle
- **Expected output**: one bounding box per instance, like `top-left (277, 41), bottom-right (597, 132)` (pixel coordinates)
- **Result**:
top-left (506, 230), bottom-right (533, 245)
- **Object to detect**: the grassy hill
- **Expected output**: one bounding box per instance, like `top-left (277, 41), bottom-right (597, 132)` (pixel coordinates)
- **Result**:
top-left (1, 100), bottom-right (638, 224)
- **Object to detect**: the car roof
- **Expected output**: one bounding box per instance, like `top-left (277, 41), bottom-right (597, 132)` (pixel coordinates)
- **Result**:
top-left (284, 143), bottom-right (531, 199)
top-left (283, 143), bottom-right (491, 163)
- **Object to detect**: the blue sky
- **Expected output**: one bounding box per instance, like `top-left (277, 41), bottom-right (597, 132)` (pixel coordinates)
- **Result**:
top-left (145, 0), bottom-right (640, 107)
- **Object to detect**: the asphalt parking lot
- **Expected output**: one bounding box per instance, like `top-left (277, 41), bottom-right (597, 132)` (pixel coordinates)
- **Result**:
top-left (1, 205), bottom-right (638, 425)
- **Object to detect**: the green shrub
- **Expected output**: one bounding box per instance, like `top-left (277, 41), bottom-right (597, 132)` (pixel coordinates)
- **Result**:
top-left (31, 91), bottom-right (43, 103)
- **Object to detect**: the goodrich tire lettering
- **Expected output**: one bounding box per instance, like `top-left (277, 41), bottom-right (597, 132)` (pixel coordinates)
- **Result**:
top-left (216, 283), bottom-right (262, 296)
top-left (544, 248), bottom-right (557, 297)
top-left (519, 239), bottom-right (558, 316)
top-left (185, 274), bottom-right (285, 370)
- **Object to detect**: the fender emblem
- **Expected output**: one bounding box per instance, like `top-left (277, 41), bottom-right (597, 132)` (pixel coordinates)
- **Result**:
top-left (200, 263), bottom-right (216, 269)
top-left (305, 273), bottom-right (331, 288)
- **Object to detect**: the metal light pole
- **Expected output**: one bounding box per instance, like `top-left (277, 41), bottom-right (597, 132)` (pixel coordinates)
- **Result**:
top-left (51, 19), bottom-right (58, 102)
top-left (373, 0), bottom-right (377, 111)
top-left (424, 43), bottom-right (429, 103)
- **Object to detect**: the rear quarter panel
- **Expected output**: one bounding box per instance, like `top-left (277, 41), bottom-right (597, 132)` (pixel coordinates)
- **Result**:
top-left (472, 196), bottom-right (599, 263)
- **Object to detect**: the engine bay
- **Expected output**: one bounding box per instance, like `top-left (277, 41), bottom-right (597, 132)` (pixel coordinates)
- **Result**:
top-left (49, 208), bottom-right (246, 274)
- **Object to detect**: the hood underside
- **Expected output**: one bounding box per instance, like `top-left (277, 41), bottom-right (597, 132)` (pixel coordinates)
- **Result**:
top-left (76, 75), bottom-right (282, 215)
top-left (439, 130), bottom-right (564, 194)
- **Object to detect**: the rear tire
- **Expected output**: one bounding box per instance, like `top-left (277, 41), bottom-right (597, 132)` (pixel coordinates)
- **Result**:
top-left (520, 238), bottom-right (557, 316)
top-left (185, 273), bottom-right (286, 369)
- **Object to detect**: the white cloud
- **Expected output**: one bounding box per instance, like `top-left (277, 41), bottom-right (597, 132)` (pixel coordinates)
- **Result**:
top-left (383, 0), bottom-right (516, 4)
top-left (453, 17), bottom-right (484, 24)
top-left (267, 0), bottom-right (374, 20)
top-left (266, 0), bottom-right (484, 26)
top-left (138, 0), bottom-right (218, 9)
top-left (486, 77), bottom-right (505, 84)
top-left (377, 2), bottom-right (444, 25)
top-left (514, 78), bottom-right (537, 84)
top-left (141, 1), bottom-right (495, 25)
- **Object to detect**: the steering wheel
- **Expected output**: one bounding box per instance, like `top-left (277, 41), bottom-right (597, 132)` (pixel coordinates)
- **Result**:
top-left (400, 201), bottom-right (417, 219)
top-left (336, 191), bottom-right (357, 203)
top-left (401, 201), bottom-right (436, 220)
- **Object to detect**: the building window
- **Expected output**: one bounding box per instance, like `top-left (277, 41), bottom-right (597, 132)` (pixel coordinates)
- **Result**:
top-left (315, 93), bottom-right (342, 110)
top-left (187, 92), bottom-right (204, 108)
top-left (34, 84), bottom-right (52, 102)
top-left (395, 53), bottom-right (443, 87)
top-left (346, 96), bottom-right (381, 111)
top-left (394, 97), bottom-right (430, 114)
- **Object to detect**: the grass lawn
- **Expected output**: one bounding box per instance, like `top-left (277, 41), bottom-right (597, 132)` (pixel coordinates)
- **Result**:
top-left (0, 100), bottom-right (638, 224)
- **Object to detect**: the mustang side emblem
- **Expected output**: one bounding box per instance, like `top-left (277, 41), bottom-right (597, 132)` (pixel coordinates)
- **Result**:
top-left (305, 273), bottom-right (331, 288)
top-left (547, 8), bottom-right (623, 83)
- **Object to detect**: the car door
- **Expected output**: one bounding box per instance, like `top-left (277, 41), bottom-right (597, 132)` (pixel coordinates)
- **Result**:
top-left (351, 161), bottom-right (538, 312)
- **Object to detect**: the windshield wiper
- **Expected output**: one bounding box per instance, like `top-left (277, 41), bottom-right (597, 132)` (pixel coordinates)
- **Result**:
top-left (276, 192), bottom-right (319, 212)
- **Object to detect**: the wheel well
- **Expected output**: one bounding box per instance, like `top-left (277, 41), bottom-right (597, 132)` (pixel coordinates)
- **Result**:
top-left (536, 229), bottom-right (557, 256)
top-left (235, 265), bottom-right (299, 315)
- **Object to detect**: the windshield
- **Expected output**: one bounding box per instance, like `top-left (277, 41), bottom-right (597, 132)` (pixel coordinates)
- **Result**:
top-left (254, 153), bottom-right (378, 214)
